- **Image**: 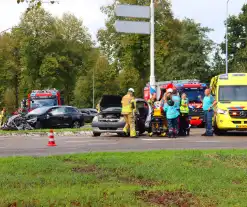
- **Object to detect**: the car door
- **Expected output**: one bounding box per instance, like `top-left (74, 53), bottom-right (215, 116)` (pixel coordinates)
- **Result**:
top-left (49, 107), bottom-right (67, 128)
top-left (81, 110), bottom-right (90, 122)
top-left (136, 100), bottom-right (151, 133)
top-left (64, 107), bottom-right (75, 127)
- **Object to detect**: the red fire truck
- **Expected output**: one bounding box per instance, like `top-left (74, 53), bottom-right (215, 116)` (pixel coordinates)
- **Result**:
top-left (27, 89), bottom-right (64, 111)
top-left (144, 80), bottom-right (207, 127)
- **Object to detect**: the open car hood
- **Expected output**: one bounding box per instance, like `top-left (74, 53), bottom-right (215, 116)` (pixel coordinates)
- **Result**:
top-left (100, 95), bottom-right (122, 111)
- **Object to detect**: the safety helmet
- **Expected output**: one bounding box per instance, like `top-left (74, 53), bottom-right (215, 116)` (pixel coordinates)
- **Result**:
top-left (128, 88), bottom-right (135, 93)
top-left (167, 88), bottom-right (173, 93)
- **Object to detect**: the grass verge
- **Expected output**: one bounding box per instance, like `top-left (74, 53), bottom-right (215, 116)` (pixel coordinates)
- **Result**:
top-left (1, 150), bottom-right (247, 206)
top-left (0, 127), bottom-right (92, 135)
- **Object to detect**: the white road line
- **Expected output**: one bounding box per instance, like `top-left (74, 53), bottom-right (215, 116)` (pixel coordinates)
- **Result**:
top-left (65, 140), bottom-right (109, 143)
top-left (87, 143), bottom-right (117, 146)
top-left (142, 138), bottom-right (185, 141)
top-left (193, 141), bottom-right (221, 143)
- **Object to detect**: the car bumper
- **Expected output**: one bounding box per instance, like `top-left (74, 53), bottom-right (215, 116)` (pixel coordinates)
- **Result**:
top-left (92, 121), bottom-right (125, 133)
top-left (216, 114), bottom-right (247, 130)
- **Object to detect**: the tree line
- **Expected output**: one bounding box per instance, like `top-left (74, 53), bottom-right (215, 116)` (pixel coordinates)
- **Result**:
top-left (1, 0), bottom-right (246, 112)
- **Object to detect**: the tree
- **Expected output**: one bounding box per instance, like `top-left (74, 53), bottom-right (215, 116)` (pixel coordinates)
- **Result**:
top-left (0, 34), bottom-right (22, 109)
top-left (221, 4), bottom-right (247, 72)
top-left (98, 0), bottom-right (214, 97)
top-left (17, 0), bottom-right (58, 11)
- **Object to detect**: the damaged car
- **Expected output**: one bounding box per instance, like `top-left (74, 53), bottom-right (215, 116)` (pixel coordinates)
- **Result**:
top-left (91, 95), bottom-right (152, 137)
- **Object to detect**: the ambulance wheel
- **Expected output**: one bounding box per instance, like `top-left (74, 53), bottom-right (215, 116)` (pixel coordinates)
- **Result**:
top-left (214, 123), bottom-right (226, 136)
top-left (93, 132), bottom-right (101, 137)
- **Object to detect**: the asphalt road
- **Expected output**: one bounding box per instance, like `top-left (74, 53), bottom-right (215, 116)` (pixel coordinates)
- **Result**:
top-left (0, 129), bottom-right (247, 157)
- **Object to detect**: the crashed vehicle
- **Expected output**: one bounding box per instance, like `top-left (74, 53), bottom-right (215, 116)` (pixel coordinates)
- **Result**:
top-left (92, 95), bottom-right (152, 136)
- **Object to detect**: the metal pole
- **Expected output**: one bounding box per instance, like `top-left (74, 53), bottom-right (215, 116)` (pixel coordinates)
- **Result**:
top-left (93, 66), bottom-right (95, 108)
top-left (150, 0), bottom-right (156, 97)
top-left (226, 0), bottom-right (230, 74)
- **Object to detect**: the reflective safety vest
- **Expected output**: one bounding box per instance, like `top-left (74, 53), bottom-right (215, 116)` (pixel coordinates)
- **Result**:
top-left (148, 99), bottom-right (155, 108)
top-left (121, 94), bottom-right (136, 114)
top-left (180, 99), bottom-right (189, 113)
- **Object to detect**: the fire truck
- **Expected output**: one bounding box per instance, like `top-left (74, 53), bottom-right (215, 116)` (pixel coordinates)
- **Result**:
top-left (144, 80), bottom-right (207, 127)
top-left (27, 89), bottom-right (64, 111)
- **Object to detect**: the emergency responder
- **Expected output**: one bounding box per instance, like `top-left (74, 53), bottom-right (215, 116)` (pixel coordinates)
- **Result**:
top-left (121, 88), bottom-right (137, 138)
top-left (0, 108), bottom-right (6, 127)
top-left (148, 93), bottom-right (156, 108)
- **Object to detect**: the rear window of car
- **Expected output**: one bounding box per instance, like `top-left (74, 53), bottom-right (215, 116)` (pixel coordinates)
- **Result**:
top-left (66, 107), bottom-right (78, 113)
top-left (28, 107), bottom-right (51, 115)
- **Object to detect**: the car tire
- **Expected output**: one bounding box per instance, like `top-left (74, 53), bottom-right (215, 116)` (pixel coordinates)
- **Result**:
top-left (93, 132), bottom-right (101, 137)
top-left (72, 121), bottom-right (81, 128)
top-left (214, 123), bottom-right (226, 136)
top-left (35, 121), bottom-right (42, 129)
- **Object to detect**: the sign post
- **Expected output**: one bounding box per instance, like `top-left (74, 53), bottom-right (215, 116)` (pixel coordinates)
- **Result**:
top-left (115, 0), bottom-right (156, 96)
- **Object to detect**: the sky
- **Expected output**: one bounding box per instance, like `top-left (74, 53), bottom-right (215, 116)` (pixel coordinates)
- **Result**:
top-left (0, 0), bottom-right (246, 43)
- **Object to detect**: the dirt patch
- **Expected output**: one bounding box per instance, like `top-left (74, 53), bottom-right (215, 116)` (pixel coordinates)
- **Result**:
top-left (205, 154), bottom-right (247, 169)
top-left (119, 177), bottom-right (167, 187)
top-left (136, 190), bottom-right (201, 207)
top-left (232, 179), bottom-right (242, 185)
top-left (72, 165), bottom-right (98, 173)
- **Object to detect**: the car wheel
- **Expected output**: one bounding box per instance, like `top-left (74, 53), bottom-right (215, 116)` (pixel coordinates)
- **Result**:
top-left (72, 121), bottom-right (81, 128)
top-left (93, 132), bottom-right (101, 137)
top-left (35, 121), bottom-right (42, 129)
top-left (214, 123), bottom-right (226, 136)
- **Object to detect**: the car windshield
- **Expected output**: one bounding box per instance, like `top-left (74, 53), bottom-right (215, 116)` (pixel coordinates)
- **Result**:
top-left (28, 107), bottom-right (51, 115)
top-left (30, 98), bottom-right (57, 109)
top-left (182, 89), bottom-right (205, 102)
top-left (219, 86), bottom-right (247, 101)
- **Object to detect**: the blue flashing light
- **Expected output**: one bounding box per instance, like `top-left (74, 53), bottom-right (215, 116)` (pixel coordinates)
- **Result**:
top-left (31, 93), bottom-right (36, 97)
top-left (201, 83), bottom-right (206, 87)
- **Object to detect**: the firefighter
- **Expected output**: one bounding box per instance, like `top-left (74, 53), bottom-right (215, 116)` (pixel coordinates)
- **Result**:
top-left (121, 88), bottom-right (137, 138)
top-left (148, 93), bottom-right (157, 108)
top-left (0, 107), bottom-right (6, 127)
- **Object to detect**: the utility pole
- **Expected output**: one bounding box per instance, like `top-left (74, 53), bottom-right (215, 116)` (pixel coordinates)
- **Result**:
top-left (150, 0), bottom-right (156, 95)
top-left (115, 2), bottom-right (156, 97)
top-left (93, 66), bottom-right (95, 108)
top-left (225, 0), bottom-right (230, 74)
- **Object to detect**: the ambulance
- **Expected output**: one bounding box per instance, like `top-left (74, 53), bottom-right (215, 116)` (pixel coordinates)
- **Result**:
top-left (210, 73), bottom-right (247, 135)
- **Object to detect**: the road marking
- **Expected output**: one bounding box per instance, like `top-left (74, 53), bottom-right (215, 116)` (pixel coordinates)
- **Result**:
top-left (65, 140), bottom-right (108, 143)
top-left (141, 138), bottom-right (186, 141)
top-left (194, 140), bottom-right (221, 143)
top-left (87, 143), bottom-right (117, 146)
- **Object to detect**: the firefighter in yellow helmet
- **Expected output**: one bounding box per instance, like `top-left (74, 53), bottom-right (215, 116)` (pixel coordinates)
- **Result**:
top-left (121, 88), bottom-right (137, 138)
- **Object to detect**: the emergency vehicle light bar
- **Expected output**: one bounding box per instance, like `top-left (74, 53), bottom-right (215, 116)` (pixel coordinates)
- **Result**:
top-left (155, 79), bottom-right (200, 86)
top-left (31, 89), bottom-right (58, 93)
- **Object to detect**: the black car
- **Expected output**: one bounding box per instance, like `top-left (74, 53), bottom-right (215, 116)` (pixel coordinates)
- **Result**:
top-left (26, 106), bottom-right (84, 129)
top-left (80, 108), bottom-right (98, 123)
top-left (91, 95), bottom-right (152, 136)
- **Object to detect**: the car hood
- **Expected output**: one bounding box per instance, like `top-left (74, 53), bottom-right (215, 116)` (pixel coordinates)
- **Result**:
top-left (100, 95), bottom-right (122, 110)
top-left (100, 107), bottom-right (122, 114)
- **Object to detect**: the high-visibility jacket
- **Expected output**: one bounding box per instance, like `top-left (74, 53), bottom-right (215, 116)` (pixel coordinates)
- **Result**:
top-left (148, 98), bottom-right (156, 108)
top-left (121, 94), bottom-right (136, 114)
top-left (180, 98), bottom-right (189, 113)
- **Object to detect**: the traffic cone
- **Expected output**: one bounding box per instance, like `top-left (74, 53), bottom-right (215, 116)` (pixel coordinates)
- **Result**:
top-left (47, 129), bottom-right (56, 146)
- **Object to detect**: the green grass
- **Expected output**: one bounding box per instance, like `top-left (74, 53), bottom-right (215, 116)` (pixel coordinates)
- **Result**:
top-left (1, 150), bottom-right (247, 206)
top-left (0, 127), bottom-right (92, 135)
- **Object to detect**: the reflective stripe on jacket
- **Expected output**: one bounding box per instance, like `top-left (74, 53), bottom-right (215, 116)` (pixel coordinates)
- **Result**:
top-left (180, 99), bottom-right (189, 113)
top-left (121, 94), bottom-right (136, 114)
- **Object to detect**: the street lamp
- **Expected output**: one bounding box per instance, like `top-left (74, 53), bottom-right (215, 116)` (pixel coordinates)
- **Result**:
top-left (225, 0), bottom-right (230, 74)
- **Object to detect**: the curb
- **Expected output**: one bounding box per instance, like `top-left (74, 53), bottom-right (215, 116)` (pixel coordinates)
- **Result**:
top-left (0, 131), bottom-right (93, 137)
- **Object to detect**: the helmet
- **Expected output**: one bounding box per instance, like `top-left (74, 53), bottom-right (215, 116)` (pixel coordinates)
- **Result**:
top-left (167, 88), bottom-right (173, 93)
top-left (128, 88), bottom-right (135, 93)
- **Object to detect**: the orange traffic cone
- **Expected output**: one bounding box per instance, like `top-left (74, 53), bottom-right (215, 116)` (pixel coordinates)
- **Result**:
top-left (47, 129), bottom-right (56, 146)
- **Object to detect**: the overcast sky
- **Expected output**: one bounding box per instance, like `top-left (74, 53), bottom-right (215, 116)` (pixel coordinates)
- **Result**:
top-left (0, 0), bottom-right (246, 43)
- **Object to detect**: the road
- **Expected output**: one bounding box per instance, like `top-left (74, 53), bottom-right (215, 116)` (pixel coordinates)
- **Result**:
top-left (0, 129), bottom-right (247, 157)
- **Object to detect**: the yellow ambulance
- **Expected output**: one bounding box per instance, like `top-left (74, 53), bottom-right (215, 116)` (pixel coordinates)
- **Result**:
top-left (210, 73), bottom-right (247, 135)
